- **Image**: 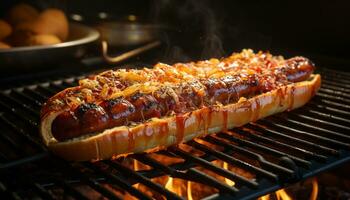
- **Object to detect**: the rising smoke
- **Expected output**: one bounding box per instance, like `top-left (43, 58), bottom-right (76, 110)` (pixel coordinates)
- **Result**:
top-left (151, 0), bottom-right (225, 62)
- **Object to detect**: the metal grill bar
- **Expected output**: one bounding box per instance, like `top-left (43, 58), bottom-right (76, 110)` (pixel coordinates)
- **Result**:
top-left (55, 179), bottom-right (89, 200)
top-left (245, 123), bottom-right (338, 156)
top-left (83, 162), bottom-right (153, 200)
top-left (104, 160), bottom-right (184, 200)
top-left (0, 100), bottom-right (38, 127)
top-left (132, 154), bottom-right (239, 195)
top-left (308, 102), bottom-right (350, 118)
top-left (316, 93), bottom-right (350, 105)
top-left (321, 80), bottom-right (350, 90)
top-left (0, 115), bottom-right (44, 150)
top-left (313, 98), bottom-right (350, 111)
top-left (217, 132), bottom-right (311, 168)
top-left (0, 93), bottom-right (39, 116)
top-left (0, 68), bottom-right (349, 200)
top-left (264, 117), bottom-right (350, 149)
top-left (321, 75), bottom-right (350, 84)
top-left (235, 127), bottom-right (327, 161)
top-left (33, 183), bottom-right (55, 200)
top-left (11, 89), bottom-right (43, 107)
top-left (70, 163), bottom-right (123, 200)
top-left (319, 88), bottom-right (350, 99)
top-left (287, 113), bottom-right (350, 139)
top-left (169, 146), bottom-right (259, 188)
top-left (301, 105), bottom-right (350, 125)
top-left (186, 140), bottom-right (278, 180)
top-left (202, 136), bottom-right (295, 178)
top-left (23, 89), bottom-right (47, 103)
top-left (0, 181), bottom-right (22, 200)
top-left (321, 83), bottom-right (350, 93)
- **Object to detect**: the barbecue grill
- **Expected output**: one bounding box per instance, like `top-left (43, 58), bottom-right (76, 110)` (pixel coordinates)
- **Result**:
top-left (0, 67), bottom-right (349, 199)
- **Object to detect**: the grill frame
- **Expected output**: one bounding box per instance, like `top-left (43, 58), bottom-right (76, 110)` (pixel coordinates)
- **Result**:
top-left (0, 68), bottom-right (349, 200)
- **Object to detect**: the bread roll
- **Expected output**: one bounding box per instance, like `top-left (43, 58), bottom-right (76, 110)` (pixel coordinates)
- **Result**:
top-left (7, 3), bottom-right (39, 26)
top-left (27, 34), bottom-right (61, 46)
top-left (30, 9), bottom-right (69, 41)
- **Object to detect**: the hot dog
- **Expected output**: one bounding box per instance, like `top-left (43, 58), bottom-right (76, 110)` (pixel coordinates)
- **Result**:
top-left (40, 49), bottom-right (321, 161)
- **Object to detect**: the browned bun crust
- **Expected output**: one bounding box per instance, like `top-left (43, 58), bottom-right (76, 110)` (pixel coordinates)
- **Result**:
top-left (40, 74), bottom-right (321, 161)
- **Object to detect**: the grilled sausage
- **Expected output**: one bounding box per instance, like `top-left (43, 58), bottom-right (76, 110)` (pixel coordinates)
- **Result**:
top-left (50, 57), bottom-right (315, 141)
top-left (41, 50), bottom-right (321, 161)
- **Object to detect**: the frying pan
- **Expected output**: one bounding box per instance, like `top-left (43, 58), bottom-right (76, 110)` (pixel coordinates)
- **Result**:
top-left (0, 22), bottom-right (100, 71)
top-left (0, 21), bottom-right (162, 72)
top-left (95, 22), bottom-right (160, 46)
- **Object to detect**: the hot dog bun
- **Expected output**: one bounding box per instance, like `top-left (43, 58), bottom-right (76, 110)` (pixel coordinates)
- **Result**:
top-left (40, 74), bottom-right (321, 161)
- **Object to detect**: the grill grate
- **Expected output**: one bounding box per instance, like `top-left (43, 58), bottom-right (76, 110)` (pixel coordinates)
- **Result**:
top-left (0, 68), bottom-right (349, 200)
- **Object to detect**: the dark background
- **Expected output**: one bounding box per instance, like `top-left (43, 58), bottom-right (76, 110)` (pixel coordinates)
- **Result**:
top-left (1, 0), bottom-right (350, 70)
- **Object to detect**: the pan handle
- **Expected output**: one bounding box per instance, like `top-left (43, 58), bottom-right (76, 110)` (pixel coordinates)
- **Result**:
top-left (101, 40), bottom-right (161, 64)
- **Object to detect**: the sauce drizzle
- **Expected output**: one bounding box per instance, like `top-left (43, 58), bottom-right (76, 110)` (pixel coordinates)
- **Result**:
top-left (223, 110), bottom-right (228, 131)
top-left (159, 122), bottom-right (169, 144)
top-left (195, 111), bottom-right (205, 132)
top-left (175, 114), bottom-right (186, 143)
top-left (207, 107), bottom-right (213, 129)
top-left (276, 88), bottom-right (284, 107)
top-left (127, 128), bottom-right (135, 152)
top-left (288, 86), bottom-right (295, 110)
top-left (252, 99), bottom-right (261, 122)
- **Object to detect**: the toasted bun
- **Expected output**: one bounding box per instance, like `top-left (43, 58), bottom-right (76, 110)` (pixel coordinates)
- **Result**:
top-left (40, 74), bottom-right (321, 161)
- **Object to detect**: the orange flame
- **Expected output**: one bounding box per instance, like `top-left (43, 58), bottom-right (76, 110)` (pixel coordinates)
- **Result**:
top-left (187, 181), bottom-right (193, 200)
top-left (259, 178), bottom-right (319, 200)
top-left (258, 189), bottom-right (291, 200)
top-left (165, 176), bottom-right (195, 199)
top-left (133, 160), bottom-right (140, 189)
top-left (310, 178), bottom-right (318, 200)
top-left (276, 189), bottom-right (292, 200)
top-left (165, 177), bottom-right (183, 196)
top-left (258, 194), bottom-right (270, 200)
top-left (165, 177), bottom-right (174, 192)
top-left (223, 162), bottom-right (235, 186)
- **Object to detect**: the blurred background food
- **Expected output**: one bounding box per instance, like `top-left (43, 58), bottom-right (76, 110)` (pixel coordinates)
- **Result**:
top-left (0, 3), bottom-right (68, 48)
top-left (27, 34), bottom-right (62, 46)
top-left (6, 3), bottom-right (39, 26)
top-left (0, 41), bottom-right (11, 49)
top-left (0, 20), bottom-right (12, 40)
